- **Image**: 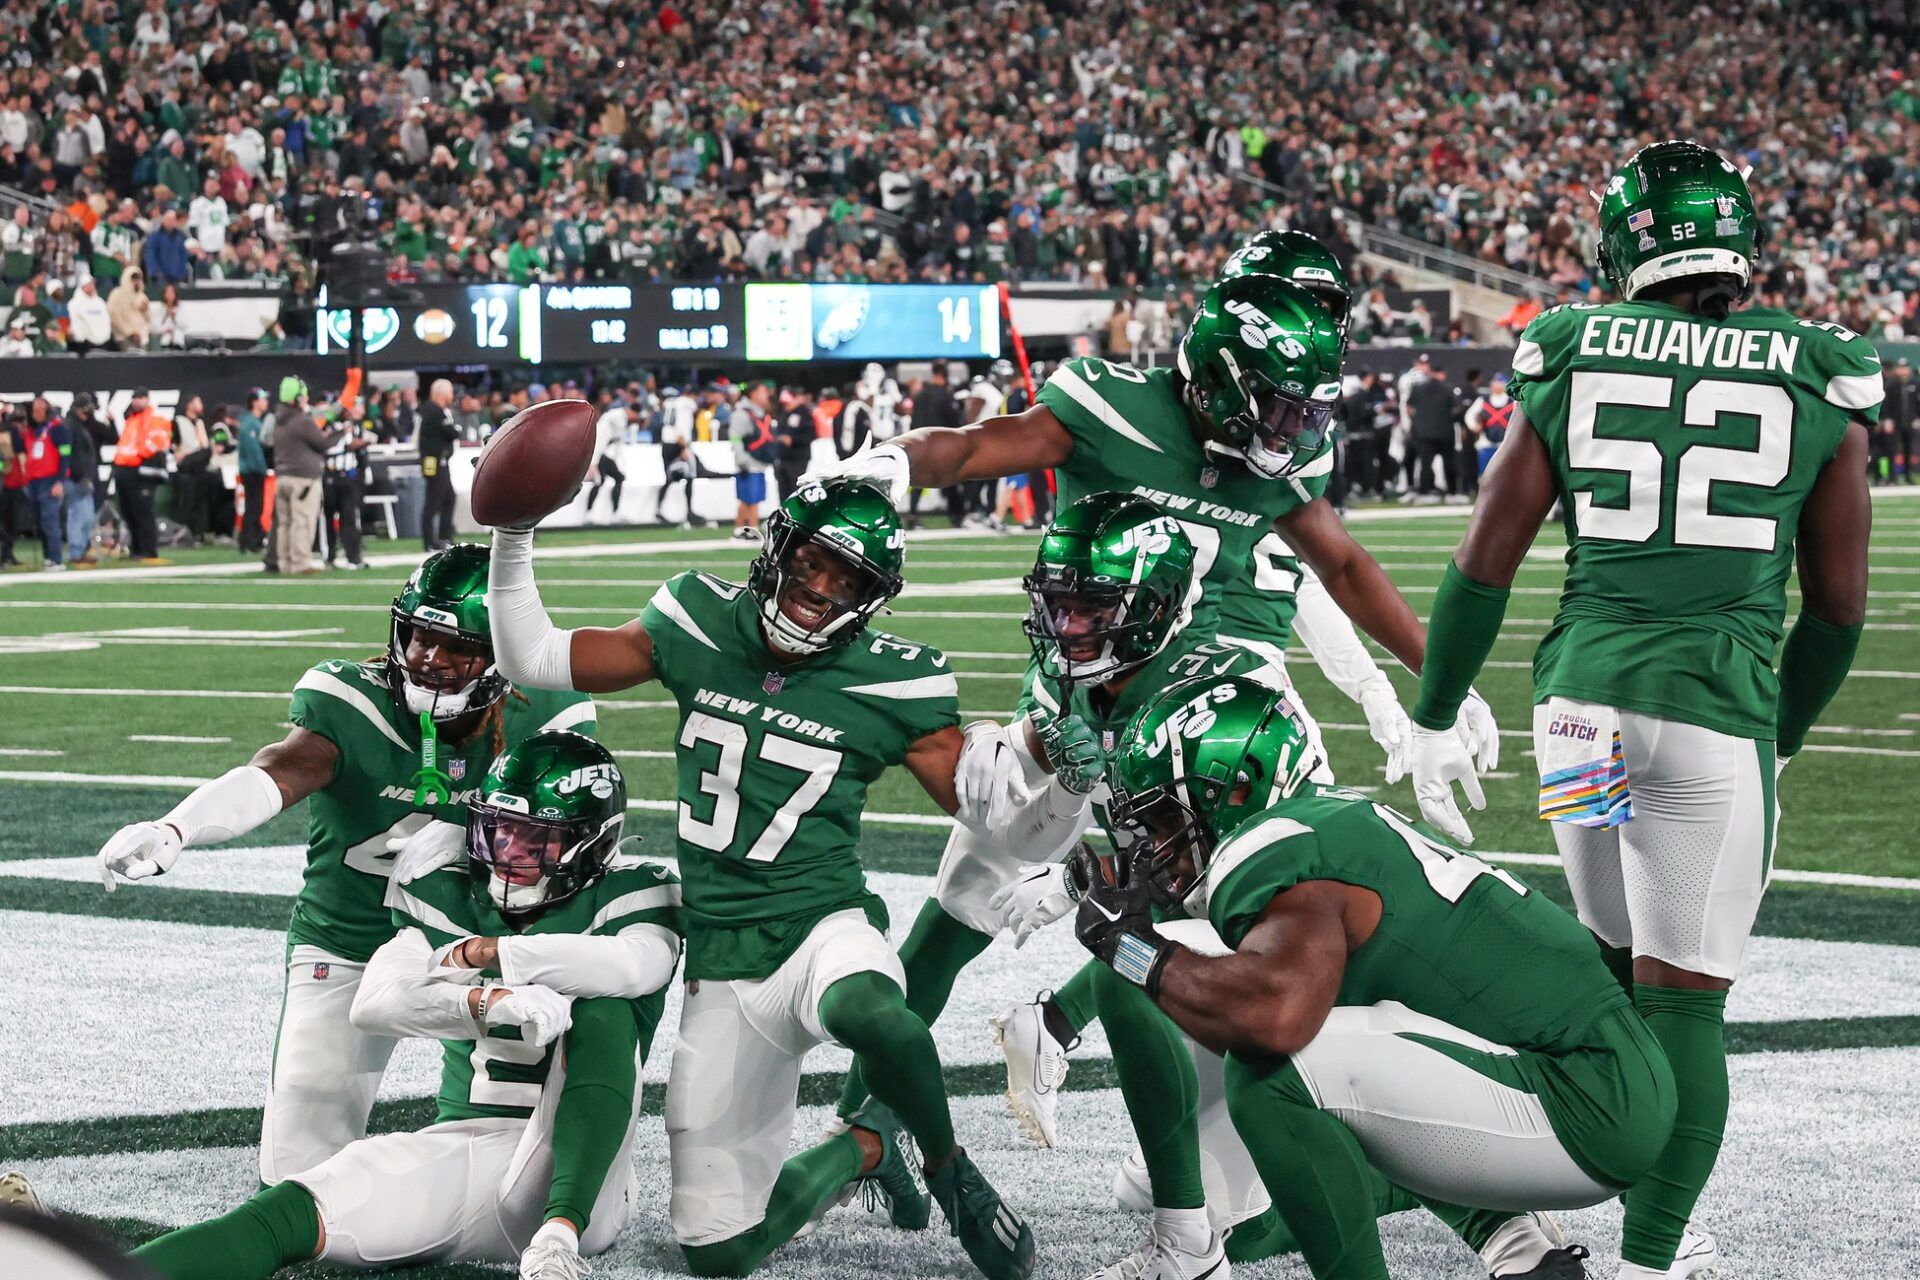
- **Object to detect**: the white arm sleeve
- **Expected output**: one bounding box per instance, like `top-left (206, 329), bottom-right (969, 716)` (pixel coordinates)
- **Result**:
top-left (1291, 565), bottom-right (1397, 703)
top-left (488, 526), bottom-right (576, 690)
top-left (497, 927), bottom-right (680, 999)
top-left (161, 765), bottom-right (283, 847)
top-left (1000, 776), bottom-right (1093, 865)
top-left (351, 927), bottom-right (484, 1041)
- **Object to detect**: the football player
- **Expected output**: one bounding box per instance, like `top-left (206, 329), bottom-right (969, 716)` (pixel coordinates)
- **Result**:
top-left (93, 545), bottom-right (596, 1185)
top-left (1080, 675), bottom-right (1678, 1280)
top-left (130, 732), bottom-right (678, 1280)
top-left (818, 272), bottom-right (1487, 1141)
top-left (1411, 141), bottom-right (1876, 1279)
top-left (486, 478), bottom-right (1049, 1280)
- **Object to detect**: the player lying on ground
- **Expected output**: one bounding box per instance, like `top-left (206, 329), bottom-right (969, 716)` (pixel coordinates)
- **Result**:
top-left (129, 732), bottom-right (679, 1280)
top-left (1078, 673), bottom-right (1679, 1280)
top-left (816, 272), bottom-right (1497, 1152)
top-left (959, 495), bottom-right (1574, 1280)
top-left (93, 545), bottom-right (595, 1185)
top-left (487, 477), bottom-right (1049, 1280)
top-left (1411, 140), bottom-right (1876, 1280)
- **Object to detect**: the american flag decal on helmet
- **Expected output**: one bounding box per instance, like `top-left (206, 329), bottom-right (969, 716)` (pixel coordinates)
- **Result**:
top-left (1626, 209), bottom-right (1654, 231)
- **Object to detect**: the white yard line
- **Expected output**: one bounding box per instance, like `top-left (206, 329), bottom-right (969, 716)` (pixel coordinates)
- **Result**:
top-left (127, 735), bottom-right (231, 745)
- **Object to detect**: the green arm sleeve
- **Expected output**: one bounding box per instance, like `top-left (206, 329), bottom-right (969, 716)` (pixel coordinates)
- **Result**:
top-left (1775, 611), bottom-right (1864, 756)
top-left (543, 996), bottom-right (643, 1234)
top-left (1411, 561), bottom-right (1512, 731)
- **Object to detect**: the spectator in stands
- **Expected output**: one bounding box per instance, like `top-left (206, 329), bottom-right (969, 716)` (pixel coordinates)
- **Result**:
top-left (417, 378), bottom-right (458, 552)
top-left (188, 176), bottom-right (231, 260)
top-left (111, 388), bottom-right (172, 564)
top-left (729, 380), bottom-right (778, 542)
top-left (66, 275), bottom-right (112, 354)
top-left (63, 392), bottom-right (113, 567)
top-left (107, 268), bottom-right (148, 350)
top-left (0, 206), bottom-right (37, 287)
top-left (270, 377), bottom-right (341, 576)
top-left (153, 283), bottom-right (186, 350)
top-left (18, 397), bottom-right (66, 570)
top-left (142, 209), bottom-right (190, 287)
top-left (0, 316), bottom-right (31, 357)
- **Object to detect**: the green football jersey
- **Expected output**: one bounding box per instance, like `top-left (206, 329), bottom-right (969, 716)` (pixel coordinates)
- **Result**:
top-left (386, 854), bottom-right (680, 1123)
top-left (1203, 784), bottom-right (1628, 1055)
top-left (1511, 301), bottom-right (1883, 739)
top-left (1216, 535), bottom-right (1304, 648)
top-left (1039, 357), bottom-right (1330, 638)
top-left (285, 660), bottom-right (597, 962)
top-left (640, 571), bottom-right (961, 981)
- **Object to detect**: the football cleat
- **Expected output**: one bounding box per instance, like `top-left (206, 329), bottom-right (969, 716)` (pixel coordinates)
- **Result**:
top-left (927, 1148), bottom-right (1035, 1280)
top-left (1112, 1146), bottom-right (1153, 1214)
top-left (988, 996), bottom-right (1074, 1148)
top-left (847, 1101), bottom-right (930, 1231)
top-left (1087, 1225), bottom-right (1228, 1280)
top-left (1617, 1224), bottom-right (1719, 1279)
top-left (0, 1170), bottom-right (43, 1213)
top-left (1482, 1212), bottom-right (1584, 1278)
top-left (518, 1221), bottom-right (590, 1280)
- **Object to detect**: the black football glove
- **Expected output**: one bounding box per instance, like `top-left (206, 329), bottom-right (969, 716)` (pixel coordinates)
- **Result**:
top-left (1071, 845), bottom-right (1174, 997)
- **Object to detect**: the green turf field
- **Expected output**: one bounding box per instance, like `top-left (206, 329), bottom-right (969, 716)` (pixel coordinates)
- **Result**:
top-left (3, 498), bottom-right (1917, 1278)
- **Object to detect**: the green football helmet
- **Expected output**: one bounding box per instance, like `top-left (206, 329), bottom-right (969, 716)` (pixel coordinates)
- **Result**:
top-left (1177, 275), bottom-right (1345, 480)
top-left (467, 730), bottom-right (626, 919)
top-left (388, 544), bottom-right (508, 723)
top-left (1023, 493), bottom-right (1196, 686)
top-left (1596, 140), bottom-right (1763, 308)
top-left (1220, 229), bottom-right (1353, 350)
top-left (1109, 674), bottom-right (1322, 910)
top-left (748, 477), bottom-right (906, 656)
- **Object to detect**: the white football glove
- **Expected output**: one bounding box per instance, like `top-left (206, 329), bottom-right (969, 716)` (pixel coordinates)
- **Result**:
top-left (1410, 725), bottom-right (1486, 845)
top-left (799, 442), bottom-right (911, 507)
top-left (988, 858), bottom-right (1083, 948)
top-left (482, 983), bottom-right (572, 1047)
top-left (1456, 687), bottom-right (1501, 774)
top-left (96, 821), bottom-right (184, 891)
top-left (389, 820), bottom-right (467, 886)
top-left (1357, 677), bottom-right (1412, 784)
top-left (954, 722), bottom-right (1020, 833)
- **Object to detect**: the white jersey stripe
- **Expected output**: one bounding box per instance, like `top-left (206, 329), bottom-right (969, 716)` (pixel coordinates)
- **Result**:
top-left (1825, 371), bottom-right (1886, 413)
top-left (589, 884), bottom-right (682, 933)
top-left (647, 584), bottom-right (721, 652)
top-left (388, 886), bottom-right (467, 938)
top-left (292, 668), bottom-right (409, 750)
top-left (1046, 364), bottom-right (1165, 453)
top-left (537, 699), bottom-right (597, 734)
top-left (1201, 815), bottom-right (1314, 913)
top-left (840, 673), bottom-right (961, 700)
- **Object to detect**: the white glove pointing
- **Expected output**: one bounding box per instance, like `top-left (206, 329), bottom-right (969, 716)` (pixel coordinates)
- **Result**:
top-left (1456, 687), bottom-right (1501, 773)
top-left (954, 722), bottom-right (1019, 833)
top-left (1358, 678), bottom-right (1412, 784)
top-left (988, 860), bottom-right (1082, 948)
top-left (483, 984), bottom-right (572, 1048)
top-left (1410, 725), bottom-right (1486, 845)
top-left (96, 821), bottom-right (184, 892)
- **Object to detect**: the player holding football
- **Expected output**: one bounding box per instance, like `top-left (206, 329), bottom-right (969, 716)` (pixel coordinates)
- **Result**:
top-left (1410, 141), bottom-right (1876, 1279)
top-left (1079, 674), bottom-right (1678, 1280)
top-left (131, 733), bottom-right (679, 1280)
top-left (93, 545), bottom-right (596, 1186)
top-left (486, 478), bottom-right (1049, 1280)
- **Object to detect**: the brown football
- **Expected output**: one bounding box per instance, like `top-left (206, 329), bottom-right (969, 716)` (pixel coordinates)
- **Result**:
top-left (469, 399), bottom-right (600, 528)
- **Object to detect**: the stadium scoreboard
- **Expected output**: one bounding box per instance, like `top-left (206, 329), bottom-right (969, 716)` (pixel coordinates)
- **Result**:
top-left (317, 283), bottom-right (1001, 367)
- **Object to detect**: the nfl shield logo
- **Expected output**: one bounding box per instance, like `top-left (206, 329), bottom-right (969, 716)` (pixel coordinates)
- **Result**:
top-left (1199, 467), bottom-right (1219, 489)
top-left (1715, 194), bottom-right (1736, 217)
top-left (763, 672), bottom-right (786, 695)
top-left (449, 759), bottom-right (467, 782)
top-left (1102, 729), bottom-right (1116, 752)
top-left (313, 963), bottom-right (331, 980)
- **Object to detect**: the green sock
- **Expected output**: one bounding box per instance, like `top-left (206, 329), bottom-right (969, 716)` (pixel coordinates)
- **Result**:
top-left (820, 970), bottom-right (956, 1158)
top-left (836, 900), bottom-right (992, 1117)
top-left (681, 1131), bottom-right (865, 1278)
top-left (1623, 984), bottom-right (1730, 1270)
top-left (1226, 1059), bottom-right (1390, 1280)
top-left (131, 1181), bottom-right (321, 1280)
top-left (545, 996), bottom-right (641, 1234)
top-left (1598, 942), bottom-right (1636, 999)
top-left (1050, 958), bottom-right (1099, 1032)
top-left (1226, 1171), bottom-right (1419, 1262)
top-left (1092, 963), bottom-right (1203, 1208)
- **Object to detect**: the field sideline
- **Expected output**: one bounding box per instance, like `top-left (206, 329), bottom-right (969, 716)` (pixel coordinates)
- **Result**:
top-left (3, 495), bottom-right (1917, 1278)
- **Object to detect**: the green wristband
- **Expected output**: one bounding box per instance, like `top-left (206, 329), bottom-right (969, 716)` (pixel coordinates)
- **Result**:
top-left (1412, 561), bottom-right (1512, 731)
top-left (1775, 611), bottom-right (1864, 756)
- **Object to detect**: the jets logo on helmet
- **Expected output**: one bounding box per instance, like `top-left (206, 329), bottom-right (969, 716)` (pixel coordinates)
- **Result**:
top-left (467, 731), bottom-right (627, 918)
top-left (1178, 275), bottom-right (1344, 479)
top-left (1024, 493), bottom-right (1196, 686)
top-left (1219, 229), bottom-right (1353, 351)
top-left (1224, 299), bottom-right (1303, 356)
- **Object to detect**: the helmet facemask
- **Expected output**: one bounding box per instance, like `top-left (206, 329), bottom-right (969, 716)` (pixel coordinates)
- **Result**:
top-left (750, 517), bottom-right (897, 657)
top-left (1184, 352), bottom-right (1338, 480)
top-left (388, 608), bottom-right (507, 722)
top-left (1110, 780), bottom-right (1220, 914)
top-left (466, 803), bottom-right (620, 920)
top-left (1023, 571), bottom-right (1176, 686)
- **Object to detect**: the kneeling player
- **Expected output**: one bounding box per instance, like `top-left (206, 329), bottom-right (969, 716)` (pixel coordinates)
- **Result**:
top-left (1077, 675), bottom-right (1679, 1280)
top-left (130, 732), bottom-right (680, 1280)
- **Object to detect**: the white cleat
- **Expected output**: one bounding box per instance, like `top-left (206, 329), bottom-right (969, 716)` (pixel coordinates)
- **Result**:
top-left (1618, 1224), bottom-right (1718, 1279)
top-left (0, 1171), bottom-right (43, 1213)
top-left (1087, 1226), bottom-right (1228, 1280)
top-left (1482, 1212), bottom-right (1589, 1277)
top-left (1112, 1146), bottom-right (1153, 1213)
top-left (519, 1222), bottom-right (591, 1279)
top-left (988, 996), bottom-right (1073, 1148)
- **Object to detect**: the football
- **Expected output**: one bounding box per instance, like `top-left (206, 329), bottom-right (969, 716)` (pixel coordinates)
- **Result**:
top-left (468, 398), bottom-right (599, 528)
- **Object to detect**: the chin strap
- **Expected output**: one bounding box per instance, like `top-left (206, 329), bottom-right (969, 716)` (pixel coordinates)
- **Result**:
top-left (412, 710), bottom-right (455, 806)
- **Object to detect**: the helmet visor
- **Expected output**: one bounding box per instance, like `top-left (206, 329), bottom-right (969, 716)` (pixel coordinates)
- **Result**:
top-left (395, 616), bottom-right (493, 697)
top-left (467, 809), bottom-right (571, 885)
top-left (1027, 585), bottom-right (1129, 673)
top-left (1111, 783), bottom-right (1212, 909)
top-left (1247, 383), bottom-right (1335, 468)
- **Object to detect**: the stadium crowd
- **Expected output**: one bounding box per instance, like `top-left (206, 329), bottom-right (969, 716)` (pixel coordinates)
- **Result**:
top-left (0, 0), bottom-right (1917, 354)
